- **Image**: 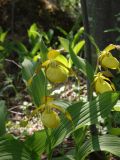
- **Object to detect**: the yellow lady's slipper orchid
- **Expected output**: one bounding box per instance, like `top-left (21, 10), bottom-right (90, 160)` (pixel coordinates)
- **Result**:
top-left (42, 49), bottom-right (70, 83)
top-left (94, 73), bottom-right (115, 94)
top-left (99, 51), bottom-right (119, 69)
top-left (30, 96), bottom-right (72, 128)
top-left (41, 109), bottom-right (60, 128)
top-left (46, 61), bottom-right (69, 83)
top-left (98, 44), bottom-right (119, 69)
top-left (27, 49), bottom-right (71, 85)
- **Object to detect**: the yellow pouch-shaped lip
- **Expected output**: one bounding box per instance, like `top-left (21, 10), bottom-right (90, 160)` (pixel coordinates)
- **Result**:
top-left (98, 46), bottom-right (119, 69)
top-left (94, 73), bottom-right (116, 94)
top-left (41, 110), bottom-right (60, 128)
top-left (46, 63), bottom-right (69, 83)
top-left (100, 52), bottom-right (119, 69)
top-left (95, 78), bottom-right (113, 94)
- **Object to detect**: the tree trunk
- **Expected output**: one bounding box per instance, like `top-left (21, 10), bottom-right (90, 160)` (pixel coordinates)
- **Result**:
top-left (83, 0), bottom-right (120, 65)
top-left (86, 0), bottom-right (112, 49)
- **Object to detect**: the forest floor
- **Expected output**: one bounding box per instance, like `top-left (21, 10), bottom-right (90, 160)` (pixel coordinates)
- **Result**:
top-left (5, 73), bottom-right (87, 138)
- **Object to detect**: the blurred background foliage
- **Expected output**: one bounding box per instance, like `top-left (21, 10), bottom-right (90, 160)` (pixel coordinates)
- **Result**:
top-left (0, 0), bottom-right (82, 40)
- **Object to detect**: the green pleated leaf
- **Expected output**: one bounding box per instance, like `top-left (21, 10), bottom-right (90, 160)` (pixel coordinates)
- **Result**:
top-left (22, 58), bottom-right (46, 106)
top-left (69, 46), bottom-right (94, 82)
top-left (0, 31), bottom-right (8, 42)
top-left (58, 37), bottom-right (69, 52)
top-left (40, 39), bottom-right (48, 62)
top-left (0, 45), bottom-right (4, 51)
top-left (70, 92), bottom-right (119, 129)
top-left (73, 127), bottom-right (86, 147)
top-left (112, 100), bottom-right (120, 111)
top-left (30, 37), bottom-right (41, 56)
top-left (109, 128), bottom-right (120, 136)
top-left (25, 130), bottom-right (47, 155)
top-left (30, 71), bottom-right (46, 106)
top-left (28, 23), bottom-right (40, 45)
top-left (15, 42), bottom-right (28, 55)
top-left (73, 40), bottom-right (85, 55)
top-left (0, 101), bottom-right (7, 136)
top-left (87, 34), bottom-right (100, 54)
top-left (53, 100), bottom-right (72, 110)
top-left (50, 92), bottom-right (119, 148)
top-left (47, 29), bottom-right (54, 43)
top-left (78, 135), bottom-right (120, 159)
top-left (72, 27), bottom-right (84, 48)
top-left (0, 135), bottom-right (32, 160)
top-left (22, 58), bottom-right (35, 80)
top-left (56, 26), bottom-right (68, 36)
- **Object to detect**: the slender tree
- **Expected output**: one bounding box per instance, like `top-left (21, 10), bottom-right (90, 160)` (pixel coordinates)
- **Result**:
top-left (82, 0), bottom-right (120, 64)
